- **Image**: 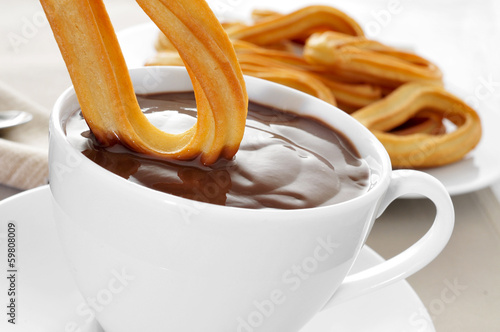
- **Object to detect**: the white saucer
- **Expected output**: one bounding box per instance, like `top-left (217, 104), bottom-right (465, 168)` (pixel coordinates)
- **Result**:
top-left (117, 22), bottom-right (500, 197)
top-left (0, 186), bottom-right (434, 332)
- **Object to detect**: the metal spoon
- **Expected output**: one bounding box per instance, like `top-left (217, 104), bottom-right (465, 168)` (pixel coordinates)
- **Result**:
top-left (0, 110), bottom-right (33, 130)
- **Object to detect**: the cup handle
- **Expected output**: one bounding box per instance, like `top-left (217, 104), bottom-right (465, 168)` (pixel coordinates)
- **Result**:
top-left (322, 169), bottom-right (454, 308)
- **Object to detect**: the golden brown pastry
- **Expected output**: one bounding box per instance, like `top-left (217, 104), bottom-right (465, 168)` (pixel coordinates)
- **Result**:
top-left (144, 4), bottom-right (482, 168)
top-left (352, 82), bottom-right (482, 168)
top-left (390, 110), bottom-right (446, 136)
top-left (304, 31), bottom-right (443, 88)
top-left (232, 41), bottom-right (382, 109)
top-left (227, 5), bottom-right (364, 46)
top-left (41, 0), bottom-right (248, 165)
top-left (239, 58), bottom-right (337, 105)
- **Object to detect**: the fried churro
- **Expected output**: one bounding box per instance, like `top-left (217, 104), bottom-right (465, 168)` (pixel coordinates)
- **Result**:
top-left (352, 82), bottom-right (481, 168)
top-left (41, 0), bottom-right (247, 165)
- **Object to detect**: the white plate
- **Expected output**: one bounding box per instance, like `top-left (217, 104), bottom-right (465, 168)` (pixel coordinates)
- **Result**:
top-left (0, 186), bottom-right (434, 332)
top-left (117, 22), bottom-right (500, 197)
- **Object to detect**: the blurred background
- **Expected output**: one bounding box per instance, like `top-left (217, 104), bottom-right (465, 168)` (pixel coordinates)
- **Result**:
top-left (1, 1), bottom-right (499, 117)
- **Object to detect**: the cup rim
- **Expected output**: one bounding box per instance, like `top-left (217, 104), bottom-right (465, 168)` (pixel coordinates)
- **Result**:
top-left (50, 66), bottom-right (392, 215)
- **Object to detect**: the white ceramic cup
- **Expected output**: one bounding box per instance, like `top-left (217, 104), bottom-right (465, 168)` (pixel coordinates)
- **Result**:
top-left (49, 66), bottom-right (454, 332)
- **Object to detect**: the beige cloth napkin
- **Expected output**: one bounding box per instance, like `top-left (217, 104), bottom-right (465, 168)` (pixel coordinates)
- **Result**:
top-left (0, 80), bottom-right (49, 190)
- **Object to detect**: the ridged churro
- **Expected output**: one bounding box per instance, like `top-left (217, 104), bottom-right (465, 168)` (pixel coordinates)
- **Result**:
top-left (227, 5), bottom-right (364, 45)
top-left (42, 0), bottom-right (247, 165)
top-left (352, 82), bottom-right (481, 168)
top-left (304, 31), bottom-right (443, 88)
top-left (146, 4), bottom-right (482, 168)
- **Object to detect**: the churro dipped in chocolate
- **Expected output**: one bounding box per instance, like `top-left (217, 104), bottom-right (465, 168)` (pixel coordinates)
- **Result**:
top-left (41, 0), bottom-right (247, 165)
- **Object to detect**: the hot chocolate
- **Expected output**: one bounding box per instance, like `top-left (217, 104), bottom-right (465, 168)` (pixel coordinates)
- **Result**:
top-left (65, 92), bottom-right (370, 209)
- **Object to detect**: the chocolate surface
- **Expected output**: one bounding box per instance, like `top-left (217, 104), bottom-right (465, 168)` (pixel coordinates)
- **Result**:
top-left (66, 92), bottom-right (370, 209)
